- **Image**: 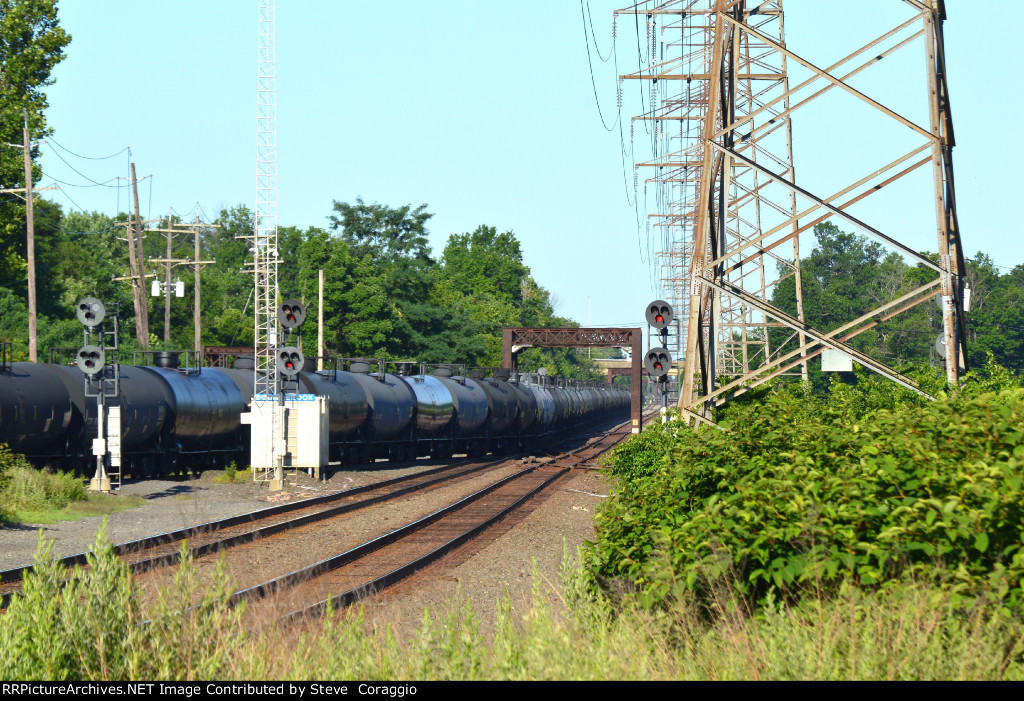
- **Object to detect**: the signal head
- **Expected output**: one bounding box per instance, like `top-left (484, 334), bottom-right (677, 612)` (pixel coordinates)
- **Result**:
top-left (278, 300), bottom-right (307, 330)
top-left (276, 346), bottom-right (304, 378)
top-left (644, 347), bottom-right (672, 378)
top-left (645, 300), bottom-right (673, 330)
top-left (76, 298), bottom-right (106, 328)
top-left (76, 345), bottom-right (106, 376)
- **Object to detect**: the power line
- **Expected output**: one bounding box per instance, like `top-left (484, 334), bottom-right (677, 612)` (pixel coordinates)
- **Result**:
top-left (51, 184), bottom-right (89, 214)
top-left (40, 141), bottom-right (123, 187)
top-left (45, 138), bottom-right (129, 161)
top-left (39, 171), bottom-right (119, 188)
top-left (585, 1), bottom-right (612, 62)
top-left (581, 0), bottom-right (618, 132)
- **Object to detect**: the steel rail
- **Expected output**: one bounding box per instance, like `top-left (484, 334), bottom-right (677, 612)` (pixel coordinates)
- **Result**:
top-left (274, 428), bottom-right (627, 622)
top-left (0, 415), bottom-right (629, 608)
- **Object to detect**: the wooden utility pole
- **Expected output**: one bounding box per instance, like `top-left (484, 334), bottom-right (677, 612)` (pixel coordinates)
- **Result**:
top-left (3, 116), bottom-right (56, 362)
top-left (185, 214), bottom-right (216, 353)
top-left (318, 269), bottom-right (324, 371)
top-left (147, 215), bottom-right (216, 351)
top-left (123, 204), bottom-right (145, 346)
top-left (195, 215), bottom-right (203, 353)
top-left (130, 163), bottom-right (150, 345)
top-left (162, 221), bottom-right (179, 343)
top-left (22, 115), bottom-right (36, 363)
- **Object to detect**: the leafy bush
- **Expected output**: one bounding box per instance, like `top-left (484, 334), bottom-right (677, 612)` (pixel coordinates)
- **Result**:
top-left (0, 444), bottom-right (85, 518)
top-left (589, 375), bottom-right (1024, 611)
top-left (0, 525), bottom-right (244, 680)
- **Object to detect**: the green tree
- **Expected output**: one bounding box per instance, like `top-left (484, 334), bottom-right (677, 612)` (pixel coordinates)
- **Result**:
top-left (440, 225), bottom-right (528, 304)
top-left (327, 198), bottom-right (434, 358)
top-left (963, 254), bottom-right (1024, 373)
top-left (298, 228), bottom-right (392, 358)
top-left (199, 205), bottom-right (255, 348)
top-left (0, 0), bottom-right (71, 287)
top-left (437, 225), bottom-right (603, 378)
top-left (771, 222), bottom-right (936, 389)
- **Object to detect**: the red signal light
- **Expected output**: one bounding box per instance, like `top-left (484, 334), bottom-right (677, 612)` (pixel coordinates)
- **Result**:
top-left (655, 314), bottom-right (664, 323)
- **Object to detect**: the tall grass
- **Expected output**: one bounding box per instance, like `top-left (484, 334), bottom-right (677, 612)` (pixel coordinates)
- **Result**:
top-left (0, 444), bottom-right (86, 523)
top-left (1, 532), bottom-right (1021, 681)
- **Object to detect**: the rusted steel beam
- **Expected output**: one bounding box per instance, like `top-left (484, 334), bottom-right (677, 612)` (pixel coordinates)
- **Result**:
top-left (502, 327), bottom-right (639, 349)
top-left (502, 327), bottom-right (643, 432)
top-left (201, 346), bottom-right (254, 367)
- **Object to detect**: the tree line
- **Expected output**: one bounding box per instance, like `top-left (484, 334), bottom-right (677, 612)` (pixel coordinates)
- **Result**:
top-left (0, 196), bottom-right (611, 379)
top-left (770, 221), bottom-right (1024, 387)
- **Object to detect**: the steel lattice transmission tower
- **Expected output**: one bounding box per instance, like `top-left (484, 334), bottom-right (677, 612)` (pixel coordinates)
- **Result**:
top-left (242, 0), bottom-right (280, 481)
top-left (615, 0), bottom-right (808, 406)
top-left (653, 0), bottom-right (969, 425)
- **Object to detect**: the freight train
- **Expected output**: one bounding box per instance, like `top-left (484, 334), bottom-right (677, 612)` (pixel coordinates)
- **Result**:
top-left (0, 356), bottom-right (630, 479)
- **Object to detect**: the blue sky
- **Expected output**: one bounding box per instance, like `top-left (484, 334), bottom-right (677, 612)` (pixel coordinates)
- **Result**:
top-left (35, 1), bottom-right (1020, 341)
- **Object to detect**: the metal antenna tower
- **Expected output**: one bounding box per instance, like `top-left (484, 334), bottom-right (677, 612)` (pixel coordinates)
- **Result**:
top-left (672, 0), bottom-right (966, 424)
top-left (249, 0), bottom-right (280, 481)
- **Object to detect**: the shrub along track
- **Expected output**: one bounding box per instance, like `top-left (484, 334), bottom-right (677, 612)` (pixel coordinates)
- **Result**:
top-left (0, 415), bottom-right (640, 611)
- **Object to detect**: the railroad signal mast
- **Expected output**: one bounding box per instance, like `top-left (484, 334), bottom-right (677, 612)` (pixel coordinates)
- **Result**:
top-left (76, 298), bottom-right (122, 493)
top-left (645, 300), bottom-right (674, 421)
top-left (276, 299), bottom-right (306, 386)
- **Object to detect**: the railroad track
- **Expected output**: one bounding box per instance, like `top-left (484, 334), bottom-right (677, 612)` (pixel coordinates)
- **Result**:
top-left (228, 420), bottom-right (634, 622)
top-left (0, 415), bottom-right (642, 608)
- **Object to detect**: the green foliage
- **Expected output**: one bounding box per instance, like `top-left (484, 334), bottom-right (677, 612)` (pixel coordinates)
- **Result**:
top-left (589, 372), bottom-right (1024, 612)
top-left (0, 525), bottom-right (140, 680)
top-left (141, 545), bottom-right (246, 680)
top-left (322, 197), bottom-right (433, 360)
top-left (663, 576), bottom-right (1024, 680)
top-left (433, 226), bottom-right (603, 376)
top-left (963, 254), bottom-right (1024, 373)
top-left (0, 528), bottom-right (245, 680)
top-left (0, 444), bottom-right (84, 518)
top-left (213, 461), bottom-right (250, 485)
top-left (769, 223), bottom-right (1024, 391)
top-left (0, 445), bottom-right (147, 524)
top-left (0, 0), bottom-right (71, 287)
top-left (603, 415), bottom-right (677, 483)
